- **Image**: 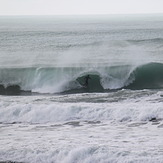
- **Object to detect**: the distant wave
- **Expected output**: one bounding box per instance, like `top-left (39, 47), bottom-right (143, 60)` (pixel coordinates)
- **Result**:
top-left (127, 38), bottom-right (163, 45)
top-left (0, 62), bottom-right (163, 95)
top-left (58, 38), bottom-right (163, 49)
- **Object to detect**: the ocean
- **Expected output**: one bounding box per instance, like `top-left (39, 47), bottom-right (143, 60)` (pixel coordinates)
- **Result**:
top-left (0, 14), bottom-right (163, 163)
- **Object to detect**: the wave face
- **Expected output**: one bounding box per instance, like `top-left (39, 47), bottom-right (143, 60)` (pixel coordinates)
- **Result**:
top-left (126, 62), bottom-right (163, 89)
top-left (0, 62), bottom-right (163, 94)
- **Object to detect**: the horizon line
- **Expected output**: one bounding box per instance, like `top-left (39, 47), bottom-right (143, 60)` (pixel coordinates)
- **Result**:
top-left (0, 13), bottom-right (163, 17)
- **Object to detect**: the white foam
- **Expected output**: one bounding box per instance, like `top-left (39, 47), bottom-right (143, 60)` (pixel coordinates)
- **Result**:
top-left (0, 91), bottom-right (163, 124)
top-left (0, 122), bottom-right (163, 163)
top-left (0, 91), bottom-right (163, 163)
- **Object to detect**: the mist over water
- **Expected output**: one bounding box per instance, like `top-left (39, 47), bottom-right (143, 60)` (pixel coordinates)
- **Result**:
top-left (0, 15), bottom-right (163, 163)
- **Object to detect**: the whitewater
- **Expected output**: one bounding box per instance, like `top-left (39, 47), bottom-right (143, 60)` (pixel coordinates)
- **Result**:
top-left (0, 14), bottom-right (163, 163)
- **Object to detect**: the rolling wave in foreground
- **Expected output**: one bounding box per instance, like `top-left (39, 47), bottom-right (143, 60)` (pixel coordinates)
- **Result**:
top-left (0, 62), bottom-right (163, 95)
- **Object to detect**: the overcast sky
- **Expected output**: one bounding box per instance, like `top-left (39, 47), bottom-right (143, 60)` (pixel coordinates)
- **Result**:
top-left (0, 0), bottom-right (163, 15)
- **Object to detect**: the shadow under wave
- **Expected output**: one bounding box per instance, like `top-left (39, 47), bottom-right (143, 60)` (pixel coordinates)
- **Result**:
top-left (0, 84), bottom-right (32, 96)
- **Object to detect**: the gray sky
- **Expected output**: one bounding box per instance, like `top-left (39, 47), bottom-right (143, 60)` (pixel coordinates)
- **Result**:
top-left (0, 0), bottom-right (163, 15)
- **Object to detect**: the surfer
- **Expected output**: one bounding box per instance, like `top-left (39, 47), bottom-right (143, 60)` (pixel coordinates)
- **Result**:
top-left (84, 75), bottom-right (91, 87)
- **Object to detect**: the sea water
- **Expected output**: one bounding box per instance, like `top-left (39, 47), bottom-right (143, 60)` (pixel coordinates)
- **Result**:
top-left (0, 14), bottom-right (163, 163)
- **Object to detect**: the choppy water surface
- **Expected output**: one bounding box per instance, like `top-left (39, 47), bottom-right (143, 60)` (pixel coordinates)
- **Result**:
top-left (0, 15), bottom-right (163, 163)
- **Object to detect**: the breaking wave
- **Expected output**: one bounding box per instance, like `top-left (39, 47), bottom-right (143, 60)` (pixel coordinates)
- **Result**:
top-left (0, 62), bottom-right (163, 95)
